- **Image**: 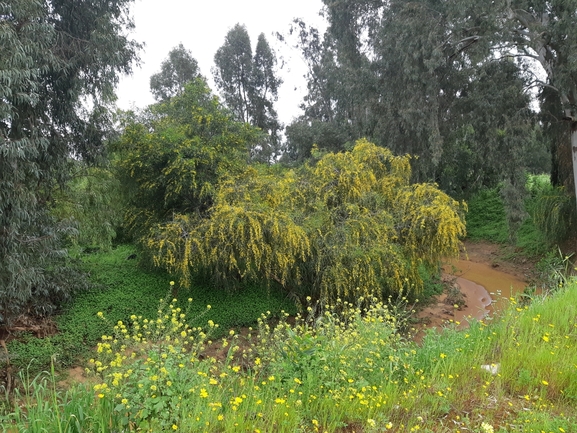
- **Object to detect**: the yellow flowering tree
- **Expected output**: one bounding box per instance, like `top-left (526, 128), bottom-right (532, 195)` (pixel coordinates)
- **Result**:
top-left (148, 139), bottom-right (466, 302)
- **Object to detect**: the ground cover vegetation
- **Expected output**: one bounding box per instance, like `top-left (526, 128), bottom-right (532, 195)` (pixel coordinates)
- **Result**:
top-left (3, 0), bottom-right (577, 432)
top-left (1, 279), bottom-right (576, 432)
top-left (3, 245), bottom-right (297, 378)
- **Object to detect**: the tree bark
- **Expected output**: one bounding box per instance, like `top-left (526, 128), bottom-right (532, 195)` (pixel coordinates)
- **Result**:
top-left (571, 120), bottom-right (577, 211)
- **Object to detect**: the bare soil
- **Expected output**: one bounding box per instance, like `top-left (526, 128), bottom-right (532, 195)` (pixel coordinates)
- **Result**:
top-left (460, 240), bottom-right (540, 282)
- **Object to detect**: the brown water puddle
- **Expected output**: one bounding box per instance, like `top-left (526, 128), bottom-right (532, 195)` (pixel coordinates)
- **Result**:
top-left (415, 259), bottom-right (528, 339)
top-left (448, 259), bottom-right (528, 313)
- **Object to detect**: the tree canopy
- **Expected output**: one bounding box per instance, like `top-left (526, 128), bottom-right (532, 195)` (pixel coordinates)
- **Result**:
top-left (287, 1), bottom-right (542, 189)
top-left (114, 77), bottom-right (260, 241)
top-left (150, 44), bottom-right (201, 102)
top-left (213, 24), bottom-right (282, 161)
top-left (282, 0), bottom-right (572, 238)
top-left (0, 0), bottom-right (140, 324)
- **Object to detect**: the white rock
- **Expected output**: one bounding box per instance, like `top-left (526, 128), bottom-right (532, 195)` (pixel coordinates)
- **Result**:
top-left (480, 363), bottom-right (500, 374)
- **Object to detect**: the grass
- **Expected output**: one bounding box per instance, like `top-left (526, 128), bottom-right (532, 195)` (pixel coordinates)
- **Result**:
top-left (466, 188), bottom-right (509, 244)
top-left (465, 175), bottom-right (572, 258)
top-left (1, 281), bottom-right (576, 432)
top-left (466, 186), bottom-right (547, 255)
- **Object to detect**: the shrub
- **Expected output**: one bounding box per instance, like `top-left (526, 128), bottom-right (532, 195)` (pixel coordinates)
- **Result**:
top-left (149, 140), bottom-right (466, 303)
top-left (87, 296), bottom-right (217, 431)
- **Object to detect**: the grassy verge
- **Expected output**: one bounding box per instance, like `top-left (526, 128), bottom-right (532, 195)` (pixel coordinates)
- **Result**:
top-left (2, 279), bottom-right (576, 432)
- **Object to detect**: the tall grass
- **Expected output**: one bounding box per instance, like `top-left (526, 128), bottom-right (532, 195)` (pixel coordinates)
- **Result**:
top-left (530, 184), bottom-right (577, 246)
top-left (465, 188), bottom-right (509, 243)
top-left (3, 280), bottom-right (576, 432)
top-left (465, 175), bottom-right (574, 256)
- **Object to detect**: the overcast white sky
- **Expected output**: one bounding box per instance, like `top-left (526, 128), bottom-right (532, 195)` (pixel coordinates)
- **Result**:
top-left (115, 0), bottom-right (327, 125)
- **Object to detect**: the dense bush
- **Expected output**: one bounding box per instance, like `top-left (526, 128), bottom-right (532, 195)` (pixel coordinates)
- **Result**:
top-left (114, 78), bottom-right (260, 240)
top-left (149, 139), bottom-right (466, 302)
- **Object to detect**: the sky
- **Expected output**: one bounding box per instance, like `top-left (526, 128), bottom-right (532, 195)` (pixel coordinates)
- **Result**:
top-left (115, 0), bottom-right (327, 125)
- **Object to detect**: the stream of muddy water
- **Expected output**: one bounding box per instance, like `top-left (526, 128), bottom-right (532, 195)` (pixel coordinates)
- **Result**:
top-left (417, 259), bottom-right (529, 334)
top-left (449, 259), bottom-right (528, 313)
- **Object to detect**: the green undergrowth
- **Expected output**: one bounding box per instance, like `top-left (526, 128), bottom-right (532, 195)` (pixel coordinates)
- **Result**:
top-left (2, 279), bottom-right (576, 432)
top-left (466, 180), bottom-right (550, 256)
top-left (466, 188), bottom-right (509, 243)
top-left (6, 245), bottom-right (297, 375)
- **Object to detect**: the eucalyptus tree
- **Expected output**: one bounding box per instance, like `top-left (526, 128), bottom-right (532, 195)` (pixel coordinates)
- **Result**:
top-left (150, 44), bottom-right (201, 102)
top-left (0, 0), bottom-right (140, 324)
top-left (251, 33), bottom-right (282, 160)
top-left (213, 24), bottom-right (282, 161)
top-left (499, 0), bottom-right (577, 207)
top-left (213, 24), bottom-right (255, 123)
top-left (289, 0), bottom-right (538, 186)
top-left (284, 0), bottom-right (548, 240)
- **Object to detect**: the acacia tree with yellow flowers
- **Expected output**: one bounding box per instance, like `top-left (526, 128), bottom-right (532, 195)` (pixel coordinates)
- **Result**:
top-left (147, 139), bottom-right (466, 302)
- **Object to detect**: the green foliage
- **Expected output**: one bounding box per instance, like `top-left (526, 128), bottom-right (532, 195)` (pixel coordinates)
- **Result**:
top-left (466, 183), bottom-right (549, 255)
top-left (535, 248), bottom-right (575, 291)
top-left (495, 286), bottom-right (577, 401)
top-left (75, 246), bottom-right (296, 338)
top-left (466, 188), bottom-right (509, 243)
top-left (419, 265), bottom-right (444, 299)
top-left (283, 119), bottom-right (350, 164)
top-left (149, 139), bottom-right (466, 302)
top-left (6, 245), bottom-right (296, 374)
top-left (0, 0), bottom-right (66, 325)
top-left (4, 282), bottom-right (577, 432)
top-left (50, 164), bottom-right (125, 250)
top-left (150, 43), bottom-right (201, 102)
top-left (213, 24), bottom-right (254, 123)
top-left (7, 245), bottom-right (168, 372)
top-left (499, 0), bottom-right (577, 197)
top-left (530, 183), bottom-right (577, 246)
top-left (213, 24), bottom-right (282, 161)
top-left (114, 78), bottom-right (259, 239)
top-left (287, 3), bottom-right (536, 196)
top-left (0, 0), bottom-right (140, 325)
top-left (88, 299), bottom-right (215, 431)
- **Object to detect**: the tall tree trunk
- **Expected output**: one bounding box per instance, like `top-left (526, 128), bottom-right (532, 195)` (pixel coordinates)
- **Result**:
top-left (571, 120), bottom-right (577, 210)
